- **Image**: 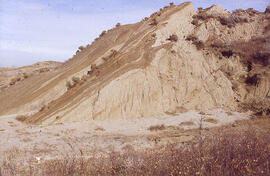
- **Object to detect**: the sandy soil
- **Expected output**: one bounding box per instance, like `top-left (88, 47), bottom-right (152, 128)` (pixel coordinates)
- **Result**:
top-left (0, 109), bottom-right (249, 163)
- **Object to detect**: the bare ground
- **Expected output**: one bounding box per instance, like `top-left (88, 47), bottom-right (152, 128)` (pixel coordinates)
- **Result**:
top-left (0, 109), bottom-right (249, 164)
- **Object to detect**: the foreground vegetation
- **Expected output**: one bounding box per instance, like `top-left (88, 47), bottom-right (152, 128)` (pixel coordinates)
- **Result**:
top-left (1, 121), bottom-right (269, 176)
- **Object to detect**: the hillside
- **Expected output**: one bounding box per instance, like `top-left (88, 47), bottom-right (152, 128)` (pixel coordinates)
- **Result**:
top-left (0, 2), bottom-right (269, 124)
top-left (0, 61), bottom-right (61, 90)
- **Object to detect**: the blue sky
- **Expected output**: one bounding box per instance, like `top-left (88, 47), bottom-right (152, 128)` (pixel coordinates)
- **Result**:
top-left (0, 0), bottom-right (269, 67)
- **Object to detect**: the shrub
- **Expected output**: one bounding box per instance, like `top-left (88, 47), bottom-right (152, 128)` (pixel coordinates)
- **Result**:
top-left (191, 18), bottom-right (199, 26)
top-left (169, 2), bottom-right (174, 7)
top-left (150, 18), bottom-right (158, 25)
top-left (265, 6), bottom-right (270, 13)
top-left (148, 124), bottom-right (166, 131)
top-left (78, 46), bottom-right (84, 51)
top-left (23, 73), bottom-right (29, 79)
top-left (167, 34), bottom-right (178, 42)
top-left (245, 74), bottom-right (259, 85)
top-left (87, 70), bottom-right (93, 75)
top-left (203, 118), bottom-right (218, 124)
top-left (164, 5), bottom-right (169, 9)
top-left (15, 115), bottom-right (27, 122)
top-left (218, 15), bottom-right (248, 28)
top-left (179, 121), bottom-right (194, 126)
top-left (115, 23), bottom-right (121, 27)
top-left (71, 77), bottom-right (80, 84)
top-left (150, 12), bottom-right (158, 18)
top-left (193, 40), bottom-right (205, 50)
top-left (186, 34), bottom-right (205, 50)
top-left (198, 7), bottom-right (203, 11)
top-left (186, 34), bottom-right (197, 41)
top-left (81, 75), bottom-right (88, 82)
top-left (9, 77), bottom-right (21, 86)
top-left (221, 50), bottom-right (233, 58)
top-left (66, 81), bottom-right (73, 90)
top-left (253, 52), bottom-right (269, 66)
top-left (39, 106), bottom-right (46, 112)
top-left (39, 68), bottom-right (50, 73)
top-left (99, 30), bottom-right (106, 37)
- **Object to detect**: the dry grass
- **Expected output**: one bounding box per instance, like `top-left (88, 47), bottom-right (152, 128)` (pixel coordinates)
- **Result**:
top-left (1, 126), bottom-right (269, 176)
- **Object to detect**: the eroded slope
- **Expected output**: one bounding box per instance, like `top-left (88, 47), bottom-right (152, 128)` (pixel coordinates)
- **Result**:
top-left (0, 2), bottom-right (269, 124)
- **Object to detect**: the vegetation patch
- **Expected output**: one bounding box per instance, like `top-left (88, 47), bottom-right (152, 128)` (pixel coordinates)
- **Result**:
top-left (186, 34), bottom-right (205, 50)
top-left (1, 128), bottom-right (269, 175)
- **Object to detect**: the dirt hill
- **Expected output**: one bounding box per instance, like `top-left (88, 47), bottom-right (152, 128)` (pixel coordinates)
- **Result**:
top-left (0, 2), bottom-right (269, 124)
top-left (0, 61), bottom-right (61, 90)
